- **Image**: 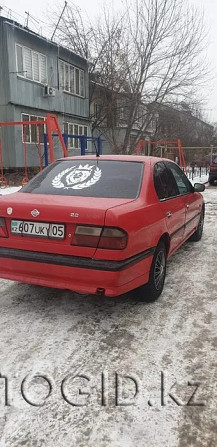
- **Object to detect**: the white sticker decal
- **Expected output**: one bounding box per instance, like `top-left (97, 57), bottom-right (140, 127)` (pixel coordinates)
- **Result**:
top-left (52, 164), bottom-right (102, 190)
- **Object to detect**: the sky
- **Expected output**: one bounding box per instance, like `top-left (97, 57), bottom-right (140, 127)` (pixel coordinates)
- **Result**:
top-left (1, 0), bottom-right (217, 123)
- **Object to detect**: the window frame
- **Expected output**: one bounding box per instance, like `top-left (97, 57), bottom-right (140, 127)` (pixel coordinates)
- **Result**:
top-left (94, 103), bottom-right (100, 119)
top-left (62, 122), bottom-right (88, 149)
top-left (15, 43), bottom-right (47, 84)
top-left (135, 106), bottom-right (144, 127)
top-left (153, 161), bottom-right (179, 201)
top-left (59, 59), bottom-right (85, 98)
top-left (21, 113), bottom-right (45, 144)
top-left (129, 135), bottom-right (137, 150)
top-left (119, 106), bottom-right (124, 121)
top-left (165, 161), bottom-right (193, 196)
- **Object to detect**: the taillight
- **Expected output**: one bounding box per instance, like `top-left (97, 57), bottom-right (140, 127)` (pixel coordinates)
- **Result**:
top-left (210, 166), bottom-right (217, 172)
top-left (72, 226), bottom-right (102, 247)
top-left (98, 228), bottom-right (128, 249)
top-left (0, 218), bottom-right (8, 238)
top-left (72, 226), bottom-right (128, 250)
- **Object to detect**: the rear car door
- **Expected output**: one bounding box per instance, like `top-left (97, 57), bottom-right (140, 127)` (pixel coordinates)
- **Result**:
top-left (165, 161), bottom-right (201, 239)
top-left (153, 162), bottom-right (186, 252)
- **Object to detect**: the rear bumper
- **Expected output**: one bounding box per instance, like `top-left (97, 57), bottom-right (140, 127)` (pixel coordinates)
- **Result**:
top-left (0, 247), bottom-right (154, 297)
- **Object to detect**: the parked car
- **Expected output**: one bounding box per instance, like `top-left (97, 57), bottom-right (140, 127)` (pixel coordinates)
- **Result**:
top-left (0, 155), bottom-right (205, 301)
top-left (208, 155), bottom-right (217, 185)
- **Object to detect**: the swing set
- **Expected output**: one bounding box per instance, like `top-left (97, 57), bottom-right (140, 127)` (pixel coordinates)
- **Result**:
top-left (136, 138), bottom-right (186, 170)
top-left (0, 114), bottom-right (68, 187)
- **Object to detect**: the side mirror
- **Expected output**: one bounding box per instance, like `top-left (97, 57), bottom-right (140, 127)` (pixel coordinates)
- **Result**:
top-left (194, 183), bottom-right (205, 192)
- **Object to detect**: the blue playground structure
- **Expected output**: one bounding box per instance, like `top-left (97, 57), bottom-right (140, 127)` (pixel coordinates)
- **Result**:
top-left (43, 133), bottom-right (103, 166)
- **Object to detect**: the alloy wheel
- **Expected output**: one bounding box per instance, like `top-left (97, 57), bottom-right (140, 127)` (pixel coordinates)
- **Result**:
top-left (154, 250), bottom-right (166, 290)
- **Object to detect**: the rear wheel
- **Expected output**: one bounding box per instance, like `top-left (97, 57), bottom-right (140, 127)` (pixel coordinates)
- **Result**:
top-left (132, 242), bottom-right (167, 302)
top-left (189, 208), bottom-right (204, 242)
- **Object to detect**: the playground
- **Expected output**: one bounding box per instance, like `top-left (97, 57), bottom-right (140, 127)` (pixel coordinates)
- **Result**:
top-left (0, 114), bottom-right (102, 187)
top-left (0, 114), bottom-right (215, 187)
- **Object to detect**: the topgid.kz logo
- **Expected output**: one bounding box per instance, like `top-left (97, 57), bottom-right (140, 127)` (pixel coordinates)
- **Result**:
top-left (52, 164), bottom-right (102, 190)
top-left (0, 372), bottom-right (206, 408)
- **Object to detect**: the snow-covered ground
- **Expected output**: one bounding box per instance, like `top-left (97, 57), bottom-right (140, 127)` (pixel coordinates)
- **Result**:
top-left (189, 173), bottom-right (208, 185)
top-left (186, 166), bottom-right (209, 185)
top-left (0, 187), bottom-right (216, 446)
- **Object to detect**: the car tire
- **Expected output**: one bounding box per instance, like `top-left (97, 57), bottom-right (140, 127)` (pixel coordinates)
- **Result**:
top-left (132, 241), bottom-right (167, 302)
top-left (188, 208), bottom-right (204, 242)
top-left (209, 179), bottom-right (214, 186)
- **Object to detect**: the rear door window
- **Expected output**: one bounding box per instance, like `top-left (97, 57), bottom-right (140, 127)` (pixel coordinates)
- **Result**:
top-left (165, 162), bottom-right (192, 195)
top-left (154, 162), bottom-right (178, 200)
top-left (20, 159), bottom-right (144, 199)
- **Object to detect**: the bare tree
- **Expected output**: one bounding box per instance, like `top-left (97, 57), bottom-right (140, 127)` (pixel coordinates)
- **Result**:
top-left (51, 0), bottom-right (208, 153)
top-left (153, 102), bottom-right (213, 147)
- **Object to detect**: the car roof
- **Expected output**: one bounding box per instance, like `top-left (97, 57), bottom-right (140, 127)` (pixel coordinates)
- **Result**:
top-left (57, 155), bottom-right (174, 164)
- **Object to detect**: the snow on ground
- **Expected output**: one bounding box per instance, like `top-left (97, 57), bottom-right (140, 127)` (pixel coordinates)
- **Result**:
top-left (189, 174), bottom-right (208, 185)
top-left (0, 187), bottom-right (216, 446)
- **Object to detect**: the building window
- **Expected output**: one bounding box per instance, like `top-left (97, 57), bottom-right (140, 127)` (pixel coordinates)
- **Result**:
top-left (63, 122), bottom-right (88, 149)
top-left (135, 107), bottom-right (143, 126)
top-left (119, 107), bottom-right (124, 121)
top-left (16, 44), bottom-right (47, 84)
top-left (129, 135), bottom-right (137, 150)
top-left (94, 103), bottom-right (100, 119)
top-left (21, 114), bottom-right (45, 143)
top-left (59, 60), bottom-right (85, 97)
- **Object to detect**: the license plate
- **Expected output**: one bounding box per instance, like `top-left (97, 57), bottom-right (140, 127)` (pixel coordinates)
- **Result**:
top-left (11, 220), bottom-right (65, 240)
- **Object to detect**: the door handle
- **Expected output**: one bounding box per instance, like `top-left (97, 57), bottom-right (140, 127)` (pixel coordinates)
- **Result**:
top-left (166, 211), bottom-right (172, 217)
top-left (186, 203), bottom-right (190, 209)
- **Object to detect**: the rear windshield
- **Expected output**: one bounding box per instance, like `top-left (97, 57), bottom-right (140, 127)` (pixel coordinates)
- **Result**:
top-left (20, 159), bottom-right (144, 199)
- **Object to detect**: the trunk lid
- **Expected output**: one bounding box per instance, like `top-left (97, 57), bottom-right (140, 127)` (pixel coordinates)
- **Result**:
top-left (0, 192), bottom-right (134, 257)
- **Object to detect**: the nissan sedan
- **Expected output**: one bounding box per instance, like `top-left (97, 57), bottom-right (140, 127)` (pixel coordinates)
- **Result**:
top-left (0, 155), bottom-right (205, 301)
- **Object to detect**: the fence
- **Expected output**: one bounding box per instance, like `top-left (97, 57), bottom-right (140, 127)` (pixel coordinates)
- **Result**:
top-left (186, 166), bottom-right (209, 182)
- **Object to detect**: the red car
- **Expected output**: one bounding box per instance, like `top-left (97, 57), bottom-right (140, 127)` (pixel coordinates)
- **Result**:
top-left (0, 155), bottom-right (205, 301)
